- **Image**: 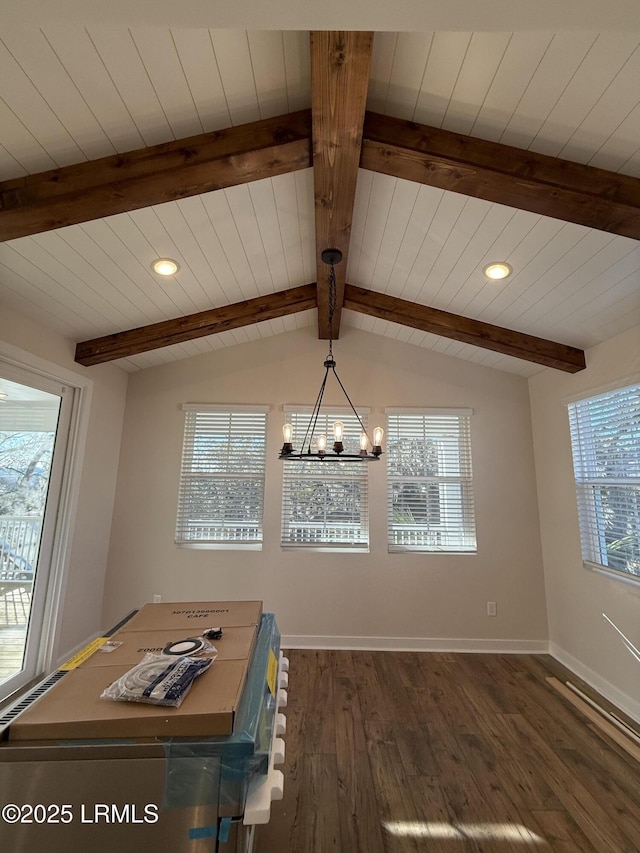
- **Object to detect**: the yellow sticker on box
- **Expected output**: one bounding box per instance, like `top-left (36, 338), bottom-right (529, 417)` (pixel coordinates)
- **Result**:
top-left (267, 648), bottom-right (278, 695)
top-left (60, 637), bottom-right (110, 670)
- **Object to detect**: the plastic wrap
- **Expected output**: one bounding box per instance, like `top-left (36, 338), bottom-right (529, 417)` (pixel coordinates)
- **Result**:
top-left (163, 612), bottom-right (281, 812)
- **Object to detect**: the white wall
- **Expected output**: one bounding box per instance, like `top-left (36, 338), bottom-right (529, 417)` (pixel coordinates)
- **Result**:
top-left (529, 325), bottom-right (640, 720)
top-left (102, 326), bottom-right (548, 649)
top-left (0, 302), bottom-right (129, 661)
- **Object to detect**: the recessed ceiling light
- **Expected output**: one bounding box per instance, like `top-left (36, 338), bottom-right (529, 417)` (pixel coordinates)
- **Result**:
top-left (152, 258), bottom-right (179, 276)
top-left (483, 262), bottom-right (512, 280)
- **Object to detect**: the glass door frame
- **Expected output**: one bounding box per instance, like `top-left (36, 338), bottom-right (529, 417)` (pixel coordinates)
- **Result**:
top-left (0, 347), bottom-right (91, 703)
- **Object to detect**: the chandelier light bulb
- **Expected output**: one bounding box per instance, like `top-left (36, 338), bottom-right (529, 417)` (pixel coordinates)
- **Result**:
top-left (332, 421), bottom-right (345, 454)
top-left (317, 434), bottom-right (327, 454)
top-left (280, 422), bottom-right (294, 456)
top-left (360, 432), bottom-right (368, 451)
top-left (373, 426), bottom-right (384, 447)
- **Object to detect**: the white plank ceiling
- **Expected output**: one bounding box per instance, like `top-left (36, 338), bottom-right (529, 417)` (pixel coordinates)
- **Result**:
top-left (0, 28), bottom-right (639, 374)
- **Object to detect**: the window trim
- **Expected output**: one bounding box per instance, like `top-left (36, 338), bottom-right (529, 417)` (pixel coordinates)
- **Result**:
top-left (0, 342), bottom-right (91, 699)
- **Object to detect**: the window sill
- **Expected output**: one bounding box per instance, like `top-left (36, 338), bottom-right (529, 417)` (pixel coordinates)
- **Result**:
top-left (175, 542), bottom-right (262, 551)
top-left (584, 561), bottom-right (640, 588)
top-left (281, 545), bottom-right (370, 554)
top-left (388, 546), bottom-right (477, 555)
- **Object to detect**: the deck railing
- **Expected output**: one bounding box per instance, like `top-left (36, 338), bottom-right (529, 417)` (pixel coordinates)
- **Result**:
top-left (0, 516), bottom-right (40, 579)
top-left (284, 520), bottom-right (365, 545)
top-left (178, 520), bottom-right (262, 543)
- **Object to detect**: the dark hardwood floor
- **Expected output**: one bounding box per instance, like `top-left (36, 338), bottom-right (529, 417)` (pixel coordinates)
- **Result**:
top-left (256, 650), bottom-right (640, 853)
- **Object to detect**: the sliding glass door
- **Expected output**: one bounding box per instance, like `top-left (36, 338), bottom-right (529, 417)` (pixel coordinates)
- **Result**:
top-left (0, 366), bottom-right (72, 699)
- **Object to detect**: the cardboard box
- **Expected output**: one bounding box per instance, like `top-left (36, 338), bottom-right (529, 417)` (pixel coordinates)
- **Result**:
top-left (9, 657), bottom-right (250, 741)
top-left (80, 625), bottom-right (258, 668)
top-left (121, 600), bottom-right (262, 633)
top-left (8, 600), bottom-right (263, 741)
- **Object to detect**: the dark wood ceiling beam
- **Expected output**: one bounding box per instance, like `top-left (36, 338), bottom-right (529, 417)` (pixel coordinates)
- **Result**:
top-left (362, 111), bottom-right (640, 241)
top-left (312, 31), bottom-right (373, 340)
top-left (75, 284), bottom-right (317, 366)
top-left (344, 284), bottom-right (586, 373)
top-left (0, 110), bottom-right (312, 242)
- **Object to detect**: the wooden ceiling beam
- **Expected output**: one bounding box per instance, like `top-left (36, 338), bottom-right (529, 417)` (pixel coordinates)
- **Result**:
top-left (362, 111), bottom-right (640, 241)
top-left (312, 31), bottom-right (373, 340)
top-left (0, 110), bottom-right (312, 242)
top-left (75, 284), bottom-right (317, 366)
top-left (344, 284), bottom-right (586, 373)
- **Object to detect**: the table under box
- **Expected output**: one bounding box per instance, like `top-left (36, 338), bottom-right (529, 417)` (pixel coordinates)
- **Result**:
top-left (0, 601), bottom-right (287, 853)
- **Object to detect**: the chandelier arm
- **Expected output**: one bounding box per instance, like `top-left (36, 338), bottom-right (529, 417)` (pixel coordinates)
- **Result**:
top-left (301, 364), bottom-right (331, 453)
top-left (330, 364), bottom-right (373, 445)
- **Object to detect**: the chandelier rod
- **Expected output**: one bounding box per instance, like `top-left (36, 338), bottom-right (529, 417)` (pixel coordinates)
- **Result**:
top-left (327, 255), bottom-right (336, 357)
top-left (326, 253), bottom-right (373, 445)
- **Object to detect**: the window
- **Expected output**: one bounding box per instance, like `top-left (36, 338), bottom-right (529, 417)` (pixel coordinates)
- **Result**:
top-left (568, 384), bottom-right (640, 582)
top-left (175, 405), bottom-right (268, 548)
top-left (281, 408), bottom-right (369, 550)
top-left (386, 409), bottom-right (476, 552)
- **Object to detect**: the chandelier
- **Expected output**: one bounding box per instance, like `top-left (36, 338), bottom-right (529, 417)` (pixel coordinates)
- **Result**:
top-left (279, 249), bottom-right (384, 461)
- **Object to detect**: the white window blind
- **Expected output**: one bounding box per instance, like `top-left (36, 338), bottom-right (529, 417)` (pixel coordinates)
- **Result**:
top-left (568, 384), bottom-right (640, 582)
top-left (281, 408), bottom-right (369, 549)
top-left (386, 409), bottom-right (476, 553)
top-left (175, 406), bottom-right (267, 547)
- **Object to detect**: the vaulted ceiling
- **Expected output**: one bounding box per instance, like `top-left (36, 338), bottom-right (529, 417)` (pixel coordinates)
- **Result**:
top-left (1, 25), bottom-right (639, 376)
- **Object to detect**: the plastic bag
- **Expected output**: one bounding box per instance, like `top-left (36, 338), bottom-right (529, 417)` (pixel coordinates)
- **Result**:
top-left (101, 652), bottom-right (213, 707)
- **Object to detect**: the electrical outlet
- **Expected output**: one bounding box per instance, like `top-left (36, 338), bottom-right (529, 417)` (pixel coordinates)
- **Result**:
top-left (153, 594), bottom-right (162, 603)
top-left (487, 601), bottom-right (497, 617)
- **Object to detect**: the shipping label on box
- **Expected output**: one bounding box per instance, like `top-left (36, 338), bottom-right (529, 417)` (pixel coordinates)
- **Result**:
top-left (121, 601), bottom-right (262, 633)
top-left (79, 626), bottom-right (258, 668)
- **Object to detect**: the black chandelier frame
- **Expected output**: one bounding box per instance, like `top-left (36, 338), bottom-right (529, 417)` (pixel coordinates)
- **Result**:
top-left (279, 249), bottom-right (383, 462)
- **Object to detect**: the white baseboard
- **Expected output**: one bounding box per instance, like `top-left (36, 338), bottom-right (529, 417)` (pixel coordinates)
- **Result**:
top-left (282, 635), bottom-right (550, 654)
top-left (549, 642), bottom-right (640, 725)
